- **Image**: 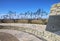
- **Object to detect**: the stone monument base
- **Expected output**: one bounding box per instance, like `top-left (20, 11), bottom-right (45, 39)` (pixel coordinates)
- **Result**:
top-left (46, 15), bottom-right (60, 32)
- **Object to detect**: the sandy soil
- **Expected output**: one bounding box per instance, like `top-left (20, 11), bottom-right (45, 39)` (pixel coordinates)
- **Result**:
top-left (0, 29), bottom-right (45, 41)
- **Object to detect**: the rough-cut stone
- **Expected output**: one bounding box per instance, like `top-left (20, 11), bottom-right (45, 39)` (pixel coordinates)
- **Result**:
top-left (50, 3), bottom-right (60, 15)
top-left (46, 3), bottom-right (60, 32)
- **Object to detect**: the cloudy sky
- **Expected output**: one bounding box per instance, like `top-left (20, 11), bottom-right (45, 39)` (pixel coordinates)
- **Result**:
top-left (0, 0), bottom-right (60, 14)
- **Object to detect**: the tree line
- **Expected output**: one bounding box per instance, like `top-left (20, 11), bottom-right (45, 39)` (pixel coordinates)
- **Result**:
top-left (0, 9), bottom-right (48, 24)
top-left (0, 9), bottom-right (48, 19)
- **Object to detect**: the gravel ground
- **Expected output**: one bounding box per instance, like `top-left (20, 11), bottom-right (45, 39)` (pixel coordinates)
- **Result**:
top-left (0, 29), bottom-right (45, 41)
top-left (0, 32), bottom-right (19, 41)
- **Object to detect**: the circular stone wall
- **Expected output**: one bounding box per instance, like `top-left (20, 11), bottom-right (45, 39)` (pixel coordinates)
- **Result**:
top-left (0, 32), bottom-right (19, 41)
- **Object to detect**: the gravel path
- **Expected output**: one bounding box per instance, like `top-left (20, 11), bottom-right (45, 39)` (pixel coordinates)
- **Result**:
top-left (0, 32), bottom-right (19, 41)
top-left (0, 29), bottom-right (45, 41)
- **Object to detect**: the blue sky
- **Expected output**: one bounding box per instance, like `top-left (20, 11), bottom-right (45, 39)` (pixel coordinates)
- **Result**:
top-left (0, 0), bottom-right (60, 14)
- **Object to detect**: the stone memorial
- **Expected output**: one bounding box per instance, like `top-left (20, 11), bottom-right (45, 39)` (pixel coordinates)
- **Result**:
top-left (46, 3), bottom-right (60, 32)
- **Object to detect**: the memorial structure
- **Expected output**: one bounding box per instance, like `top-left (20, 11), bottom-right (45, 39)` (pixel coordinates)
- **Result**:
top-left (46, 3), bottom-right (60, 32)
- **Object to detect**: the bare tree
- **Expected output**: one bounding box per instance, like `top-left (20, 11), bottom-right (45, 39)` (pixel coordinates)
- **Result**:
top-left (35, 9), bottom-right (48, 19)
top-left (7, 11), bottom-right (16, 19)
top-left (2, 15), bottom-right (8, 19)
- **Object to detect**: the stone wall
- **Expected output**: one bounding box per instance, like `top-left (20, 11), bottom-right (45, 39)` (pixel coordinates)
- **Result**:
top-left (50, 3), bottom-right (60, 15)
top-left (0, 25), bottom-right (60, 41)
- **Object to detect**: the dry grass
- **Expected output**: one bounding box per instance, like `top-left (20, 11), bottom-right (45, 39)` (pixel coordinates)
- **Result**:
top-left (31, 20), bottom-right (43, 24)
top-left (0, 19), bottom-right (48, 24)
top-left (15, 20), bottom-right (28, 23)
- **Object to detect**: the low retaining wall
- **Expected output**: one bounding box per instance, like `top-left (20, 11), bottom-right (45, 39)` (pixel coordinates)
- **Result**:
top-left (0, 23), bottom-right (46, 31)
